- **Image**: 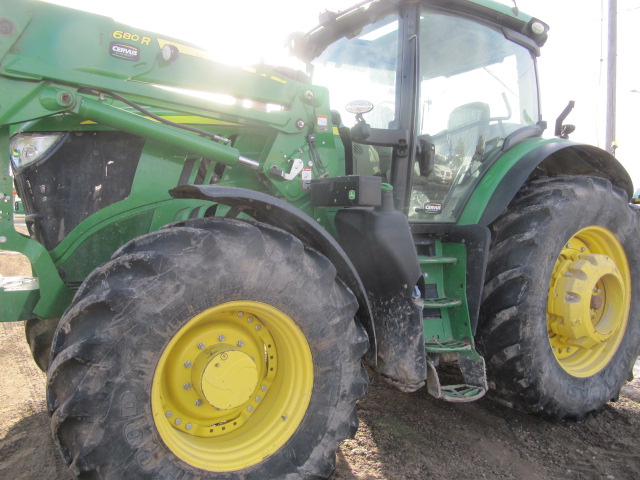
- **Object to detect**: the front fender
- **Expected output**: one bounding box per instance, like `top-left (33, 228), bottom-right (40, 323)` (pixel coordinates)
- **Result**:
top-left (170, 184), bottom-right (376, 362)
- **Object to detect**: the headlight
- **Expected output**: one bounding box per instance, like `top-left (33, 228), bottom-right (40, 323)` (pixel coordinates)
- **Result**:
top-left (10, 133), bottom-right (66, 171)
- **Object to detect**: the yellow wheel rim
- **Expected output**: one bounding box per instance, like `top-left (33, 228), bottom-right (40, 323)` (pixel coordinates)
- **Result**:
top-left (547, 226), bottom-right (631, 377)
top-left (151, 301), bottom-right (314, 472)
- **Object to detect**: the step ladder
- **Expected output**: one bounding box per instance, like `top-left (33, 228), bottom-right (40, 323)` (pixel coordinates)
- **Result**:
top-left (417, 250), bottom-right (487, 402)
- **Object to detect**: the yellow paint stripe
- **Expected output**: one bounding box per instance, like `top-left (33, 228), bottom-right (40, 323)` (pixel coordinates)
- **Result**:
top-left (82, 116), bottom-right (240, 126)
top-left (157, 38), bottom-right (213, 60)
top-left (159, 116), bottom-right (240, 126)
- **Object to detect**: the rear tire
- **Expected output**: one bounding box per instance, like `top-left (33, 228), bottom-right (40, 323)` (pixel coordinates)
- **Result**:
top-left (47, 218), bottom-right (368, 478)
top-left (478, 176), bottom-right (640, 418)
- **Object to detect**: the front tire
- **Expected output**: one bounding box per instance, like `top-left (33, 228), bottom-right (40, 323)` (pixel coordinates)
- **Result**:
top-left (478, 176), bottom-right (640, 418)
top-left (47, 218), bottom-right (368, 478)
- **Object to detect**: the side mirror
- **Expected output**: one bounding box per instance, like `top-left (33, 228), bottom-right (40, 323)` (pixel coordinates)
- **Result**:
top-left (555, 100), bottom-right (575, 139)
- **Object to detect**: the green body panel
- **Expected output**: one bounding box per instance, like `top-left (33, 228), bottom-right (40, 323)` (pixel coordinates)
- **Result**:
top-left (56, 210), bottom-right (154, 281)
top-left (456, 137), bottom-right (558, 225)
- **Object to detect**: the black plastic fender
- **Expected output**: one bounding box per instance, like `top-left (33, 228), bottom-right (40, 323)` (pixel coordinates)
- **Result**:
top-left (334, 192), bottom-right (426, 392)
top-left (479, 140), bottom-right (634, 226)
top-left (169, 184), bottom-right (376, 362)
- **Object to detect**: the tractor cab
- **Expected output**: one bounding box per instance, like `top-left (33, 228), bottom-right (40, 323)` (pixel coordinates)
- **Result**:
top-left (296, 0), bottom-right (546, 220)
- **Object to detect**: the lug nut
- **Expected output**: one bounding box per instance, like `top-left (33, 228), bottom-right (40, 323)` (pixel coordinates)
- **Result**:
top-left (237, 340), bottom-right (244, 347)
top-left (218, 335), bottom-right (226, 342)
top-left (186, 423), bottom-right (193, 430)
top-left (184, 383), bottom-right (191, 390)
top-left (175, 418), bottom-right (182, 425)
top-left (195, 399), bottom-right (203, 407)
top-left (184, 361), bottom-right (192, 368)
top-left (166, 411), bottom-right (173, 418)
top-left (198, 342), bottom-right (205, 349)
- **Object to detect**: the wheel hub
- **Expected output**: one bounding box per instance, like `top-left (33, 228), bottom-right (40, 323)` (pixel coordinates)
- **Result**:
top-left (151, 301), bottom-right (314, 472)
top-left (546, 227), bottom-right (631, 377)
top-left (549, 253), bottom-right (625, 349)
top-left (192, 346), bottom-right (258, 410)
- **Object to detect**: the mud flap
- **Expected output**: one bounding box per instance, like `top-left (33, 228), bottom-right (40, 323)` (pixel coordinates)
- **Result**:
top-left (333, 190), bottom-right (427, 393)
top-left (372, 291), bottom-right (427, 392)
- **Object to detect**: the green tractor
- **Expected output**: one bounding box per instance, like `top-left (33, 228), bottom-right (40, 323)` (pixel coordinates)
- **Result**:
top-left (1, 0), bottom-right (639, 477)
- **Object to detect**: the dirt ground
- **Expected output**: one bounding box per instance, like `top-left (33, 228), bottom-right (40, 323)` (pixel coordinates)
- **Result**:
top-left (1, 248), bottom-right (639, 480)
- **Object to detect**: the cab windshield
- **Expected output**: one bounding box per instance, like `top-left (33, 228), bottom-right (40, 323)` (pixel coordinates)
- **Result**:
top-left (312, 15), bottom-right (399, 130)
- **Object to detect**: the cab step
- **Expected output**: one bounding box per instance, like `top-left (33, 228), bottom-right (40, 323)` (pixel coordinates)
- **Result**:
top-left (425, 339), bottom-right (472, 353)
top-left (426, 351), bottom-right (488, 403)
top-left (419, 255), bottom-right (458, 265)
top-left (423, 297), bottom-right (462, 309)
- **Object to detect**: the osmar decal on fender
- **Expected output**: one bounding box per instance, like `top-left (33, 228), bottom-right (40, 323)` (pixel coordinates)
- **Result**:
top-left (109, 42), bottom-right (140, 61)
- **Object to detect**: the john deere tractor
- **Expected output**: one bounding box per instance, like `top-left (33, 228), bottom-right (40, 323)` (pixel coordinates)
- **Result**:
top-left (1, 0), bottom-right (639, 478)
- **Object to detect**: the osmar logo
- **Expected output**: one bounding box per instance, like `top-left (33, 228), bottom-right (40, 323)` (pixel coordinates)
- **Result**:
top-left (110, 42), bottom-right (140, 61)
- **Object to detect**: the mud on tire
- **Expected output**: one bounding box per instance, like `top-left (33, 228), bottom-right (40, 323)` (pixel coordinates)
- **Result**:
top-left (478, 176), bottom-right (640, 419)
top-left (46, 218), bottom-right (368, 479)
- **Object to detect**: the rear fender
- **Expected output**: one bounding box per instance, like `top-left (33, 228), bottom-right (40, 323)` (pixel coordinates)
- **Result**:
top-left (477, 140), bottom-right (633, 226)
top-left (170, 184), bottom-right (376, 362)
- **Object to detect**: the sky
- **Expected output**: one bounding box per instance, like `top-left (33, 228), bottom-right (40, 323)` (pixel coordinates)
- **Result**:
top-left (517, 0), bottom-right (640, 189)
top-left (41, 0), bottom-right (640, 188)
